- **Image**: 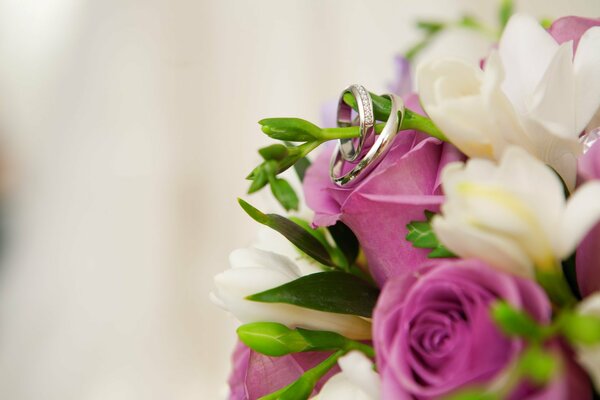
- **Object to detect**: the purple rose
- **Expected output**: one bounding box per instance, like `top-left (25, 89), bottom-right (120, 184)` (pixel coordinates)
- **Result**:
top-left (227, 342), bottom-right (339, 400)
top-left (548, 16), bottom-right (600, 52)
top-left (304, 94), bottom-right (464, 286)
top-left (373, 258), bottom-right (590, 400)
top-left (577, 140), bottom-right (600, 297)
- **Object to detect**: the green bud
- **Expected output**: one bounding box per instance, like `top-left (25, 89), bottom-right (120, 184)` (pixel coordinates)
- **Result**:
top-left (540, 18), bottom-right (553, 29)
top-left (259, 118), bottom-right (323, 142)
top-left (247, 165), bottom-right (268, 194)
top-left (558, 311), bottom-right (600, 346)
top-left (517, 346), bottom-right (558, 385)
top-left (490, 301), bottom-right (546, 342)
top-left (259, 144), bottom-right (289, 161)
top-left (237, 322), bottom-right (308, 356)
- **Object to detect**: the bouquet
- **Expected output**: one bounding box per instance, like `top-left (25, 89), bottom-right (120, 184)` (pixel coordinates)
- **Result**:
top-left (212, 4), bottom-right (600, 399)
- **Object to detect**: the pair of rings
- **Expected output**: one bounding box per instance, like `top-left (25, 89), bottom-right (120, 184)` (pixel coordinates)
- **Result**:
top-left (329, 85), bottom-right (405, 186)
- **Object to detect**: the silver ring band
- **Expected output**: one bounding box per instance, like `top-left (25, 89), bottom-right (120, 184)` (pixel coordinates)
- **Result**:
top-left (330, 93), bottom-right (404, 187)
top-left (337, 85), bottom-right (374, 162)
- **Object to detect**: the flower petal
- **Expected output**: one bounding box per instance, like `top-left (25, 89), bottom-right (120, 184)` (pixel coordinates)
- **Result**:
top-left (432, 214), bottom-right (533, 277)
top-left (574, 27), bottom-right (600, 133)
top-left (528, 42), bottom-right (576, 139)
top-left (558, 181), bottom-right (600, 258)
top-left (499, 14), bottom-right (559, 113)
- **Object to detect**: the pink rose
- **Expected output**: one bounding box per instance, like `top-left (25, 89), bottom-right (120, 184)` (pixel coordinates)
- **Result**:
top-left (303, 94), bottom-right (463, 286)
top-left (373, 258), bottom-right (591, 399)
top-left (227, 342), bottom-right (338, 400)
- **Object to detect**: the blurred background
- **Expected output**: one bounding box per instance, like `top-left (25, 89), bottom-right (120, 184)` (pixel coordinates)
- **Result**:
top-left (0, 1), bottom-right (598, 399)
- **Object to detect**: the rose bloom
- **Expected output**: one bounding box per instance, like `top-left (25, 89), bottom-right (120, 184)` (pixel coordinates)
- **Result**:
top-left (227, 342), bottom-right (339, 400)
top-left (373, 258), bottom-right (591, 399)
top-left (303, 94), bottom-right (463, 286)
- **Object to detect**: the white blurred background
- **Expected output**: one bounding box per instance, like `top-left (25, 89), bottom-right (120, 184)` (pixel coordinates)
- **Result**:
top-left (0, 1), bottom-right (597, 399)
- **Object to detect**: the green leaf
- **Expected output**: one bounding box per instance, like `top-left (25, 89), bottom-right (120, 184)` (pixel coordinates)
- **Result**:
top-left (293, 157), bottom-right (311, 182)
top-left (269, 177), bottom-right (299, 211)
top-left (490, 301), bottom-right (546, 342)
top-left (247, 271), bottom-right (379, 317)
top-left (327, 221), bottom-right (359, 266)
top-left (238, 199), bottom-right (336, 267)
top-left (428, 246), bottom-right (457, 259)
top-left (259, 144), bottom-right (289, 161)
top-left (405, 211), bottom-right (456, 259)
top-left (406, 220), bottom-right (438, 248)
top-left (259, 118), bottom-right (323, 142)
top-left (289, 217), bottom-right (347, 269)
top-left (558, 311), bottom-right (600, 346)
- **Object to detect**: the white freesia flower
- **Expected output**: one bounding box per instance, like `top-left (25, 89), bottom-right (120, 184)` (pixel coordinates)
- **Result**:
top-left (433, 146), bottom-right (600, 277)
top-left (254, 226), bottom-right (323, 276)
top-left (210, 247), bottom-right (372, 339)
top-left (313, 351), bottom-right (380, 400)
top-left (574, 292), bottom-right (600, 392)
top-left (418, 14), bottom-right (600, 188)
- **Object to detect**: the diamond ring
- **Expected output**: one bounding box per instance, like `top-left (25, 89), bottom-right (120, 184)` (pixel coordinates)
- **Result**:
top-left (336, 84), bottom-right (375, 162)
top-left (330, 92), bottom-right (404, 187)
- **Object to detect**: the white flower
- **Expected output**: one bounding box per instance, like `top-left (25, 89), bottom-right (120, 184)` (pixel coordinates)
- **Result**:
top-left (253, 226), bottom-right (323, 276)
top-left (574, 292), bottom-right (600, 392)
top-left (417, 14), bottom-right (600, 188)
top-left (433, 146), bottom-right (600, 277)
top-left (210, 247), bottom-right (372, 339)
top-left (313, 351), bottom-right (380, 400)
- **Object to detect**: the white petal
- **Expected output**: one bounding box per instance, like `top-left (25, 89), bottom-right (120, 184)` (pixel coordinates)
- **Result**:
top-left (496, 147), bottom-right (565, 235)
top-left (433, 214), bottom-right (533, 277)
top-left (499, 14), bottom-right (559, 112)
top-left (528, 42), bottom-right (576, 139)
top-left (558, 181), bottom-right (600, 258)
top-left (213, 266), bottom-right (294, 298)
top-left (254, 227), bottom-right (323, 275)
top-left (229, 247), bottom-right (301, 277)
top-left (315, 353), bottom-right (379, 400)
top-left (482, 51), bottom-right (530, 155)
top-left (574, 27), bottom-right (600, 133)
top-left (417, 58), bottom-right (482, 106)
top-left (338, 351), bottom-right (380, 400)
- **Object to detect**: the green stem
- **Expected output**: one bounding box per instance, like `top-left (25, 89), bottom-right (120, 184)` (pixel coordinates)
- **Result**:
top-left (303, 350), bottom-right (345, 381)
top-left (536, 269), bottom-right (577, 309)
top-left (278, 140), bottom-right (321, 173)
top-left (259, 350), bottom-right (345, 400)
top-left (341, 92), bottom-right (448, 142)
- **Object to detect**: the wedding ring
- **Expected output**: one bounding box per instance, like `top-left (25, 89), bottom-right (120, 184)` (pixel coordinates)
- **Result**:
top-left (330, 93), bottom-right (404, 187)
top-left (337, 85), bottom-right (375, 162)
